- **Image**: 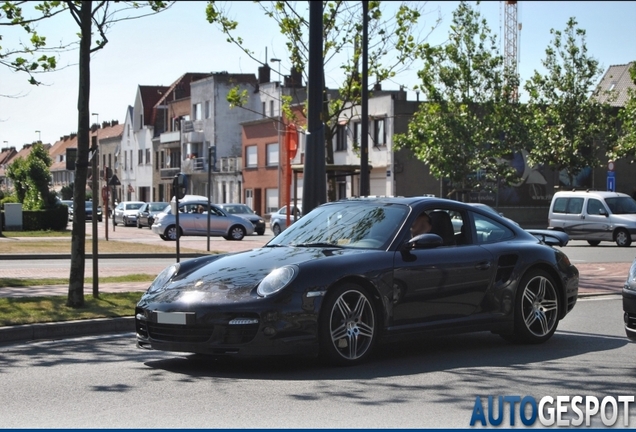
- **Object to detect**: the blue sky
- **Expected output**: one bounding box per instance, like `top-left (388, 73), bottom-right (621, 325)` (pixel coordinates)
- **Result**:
top-left (1, 1), bottom-right (635, 149)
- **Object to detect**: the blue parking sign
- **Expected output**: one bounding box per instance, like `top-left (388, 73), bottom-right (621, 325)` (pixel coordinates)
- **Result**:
top-left (607, 174), bottom-right (615, 191)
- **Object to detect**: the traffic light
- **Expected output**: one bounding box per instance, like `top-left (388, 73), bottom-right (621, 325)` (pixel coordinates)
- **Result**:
top-left (173, 173), bottom-right (187, 199)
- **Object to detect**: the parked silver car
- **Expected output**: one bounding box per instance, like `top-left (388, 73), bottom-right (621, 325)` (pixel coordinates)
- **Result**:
top-left (270, 204), bottom-right (302, 236)
top-left (113, 201), bottom-right (146, 227)
top-left (136, 201), bottom-right (169, 228)
top-left (217, 203), bottom-right (265, 235)
top-left (151, 200), bottom-right (254, 241)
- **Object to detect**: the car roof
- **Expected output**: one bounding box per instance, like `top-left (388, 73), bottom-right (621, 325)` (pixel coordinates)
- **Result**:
top-left (553, 190), bottom-right (629, 198)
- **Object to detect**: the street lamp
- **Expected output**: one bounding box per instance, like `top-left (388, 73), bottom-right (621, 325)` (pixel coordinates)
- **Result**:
top-left (35, 130), bottom-right (41, 142)
top-left (270, 58), bottom-right (282, 208)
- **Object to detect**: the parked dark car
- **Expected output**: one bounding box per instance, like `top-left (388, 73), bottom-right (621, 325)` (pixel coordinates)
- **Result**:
top-left (67, 201), bottom-right (102, 222)
top-left (136, 202), bottom-right (169, 229)
top-left (217, 203), bottom-right (265, 235)
top-left (622, 259), bottom-right (636, 340)
top-left (136, 196), bottom-right (579, 366)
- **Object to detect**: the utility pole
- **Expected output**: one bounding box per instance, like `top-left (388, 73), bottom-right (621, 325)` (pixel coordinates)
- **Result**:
top-left (302, 1), bottom-right (326, 214)
top-left (360, 0), bottom-right (370, 197)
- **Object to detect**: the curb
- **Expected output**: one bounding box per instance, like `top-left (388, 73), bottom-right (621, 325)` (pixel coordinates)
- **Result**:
top-left (0, 316), bottom-right (135, 345)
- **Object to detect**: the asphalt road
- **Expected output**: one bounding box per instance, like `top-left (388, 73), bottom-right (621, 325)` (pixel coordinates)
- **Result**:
top-left (0, 296), bottom-right (633, 428)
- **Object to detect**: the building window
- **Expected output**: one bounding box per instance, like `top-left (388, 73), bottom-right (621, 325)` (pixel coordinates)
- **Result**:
top-left (336, 124), bottom-right (347, 151)
top-left (266, 143), bottom-right (279, 166)
top-left (374, 118), bottom-right (386, 147)
top-left (262, 102), bottom-right (266, 117)
top-left (270, 100), bottom-right (275, 118)
top-left (205, 101), bottom-right (211, 119)
top-left (266, 188), bottom-right (279, 213)
top-left (352, 121), bottom-right (361, 147)
top-left (146, 149), bottom-right (151, 165)
top-left (193, 103), bottom-right (202, 120)
top-left (138, 149), bottom-right (143, 165)
top-left (246, 145), bottom-right (258, 168)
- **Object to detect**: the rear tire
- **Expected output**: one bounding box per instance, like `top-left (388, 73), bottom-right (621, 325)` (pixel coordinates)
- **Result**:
top-left (272, 224), bottom-right (281, 236)
top-left (615, 228), bottom-right (632, 247)
top-left (503, 269), bottom-right (560, 344)
top-left (226, 225), bottom-right (246, 241)
top-left (319, 284), bottom-right (378, 366)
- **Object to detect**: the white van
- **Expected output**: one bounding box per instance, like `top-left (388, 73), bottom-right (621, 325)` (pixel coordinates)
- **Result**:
top-left (548, 190), bottom-right (636, 247)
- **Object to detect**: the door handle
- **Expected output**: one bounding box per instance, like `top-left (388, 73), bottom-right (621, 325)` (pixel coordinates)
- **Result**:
top-left (475, 261), bottom-right (491, 270)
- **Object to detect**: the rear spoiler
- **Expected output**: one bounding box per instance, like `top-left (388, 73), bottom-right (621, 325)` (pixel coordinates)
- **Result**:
top-left (526, 229), bottom-right (569, 247)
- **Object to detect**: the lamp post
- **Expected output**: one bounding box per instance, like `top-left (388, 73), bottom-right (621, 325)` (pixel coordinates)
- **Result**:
top-left (270, 58), bottom-right (282, 208)
top-left (35, 130), bottom-right (41, 143)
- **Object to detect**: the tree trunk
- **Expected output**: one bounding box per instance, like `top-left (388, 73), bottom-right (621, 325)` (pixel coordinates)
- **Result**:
top-left (67, 1), bottom-right (92, 308)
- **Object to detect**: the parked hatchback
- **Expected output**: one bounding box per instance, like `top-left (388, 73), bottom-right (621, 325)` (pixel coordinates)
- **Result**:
top-left (151, 200), bottom-right (254, 241)
top-left (113, 201), bottom-right (146, 227)
top-left (136, 202), bottom-right (169, 228)
top-left (548, 190), bottom-right (636, 247)
top-left (217, 203), bottom-right (265, 235)
top-left (270, 204), bottom-right (302, 236)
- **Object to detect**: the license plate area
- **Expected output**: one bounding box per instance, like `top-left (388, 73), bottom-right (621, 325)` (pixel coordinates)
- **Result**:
top-left (154, 311), bottom-right (195, 325)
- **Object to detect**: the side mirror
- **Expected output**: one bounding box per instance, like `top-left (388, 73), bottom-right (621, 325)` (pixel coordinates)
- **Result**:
top-left (403, 233), bottom-right (443, 250)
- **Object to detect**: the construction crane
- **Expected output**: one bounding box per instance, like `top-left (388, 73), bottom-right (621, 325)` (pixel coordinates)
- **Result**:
top-left (503, 1), bottom-right (521, 101)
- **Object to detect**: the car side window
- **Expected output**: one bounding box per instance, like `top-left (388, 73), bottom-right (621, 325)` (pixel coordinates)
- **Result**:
top-left (473, 213), bottom-right (515, 244)
top-left (552, 198), bottom-right (568, 213)
top-left (587, 199), bottom-right (606, 216)
top-left (566, 198), bottom-right (584, 214)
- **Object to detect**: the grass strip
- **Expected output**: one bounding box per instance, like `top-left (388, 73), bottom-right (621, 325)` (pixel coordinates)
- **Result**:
top-left (0, 274), bottom-right (155, 288)
top-left (0, 292), bottom-right (141, 326)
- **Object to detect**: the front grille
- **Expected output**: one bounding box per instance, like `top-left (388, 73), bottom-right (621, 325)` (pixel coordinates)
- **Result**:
top-left (147, 322), bottom-right (213, 343)
top-left (145, 322), bottom-right (260, 345)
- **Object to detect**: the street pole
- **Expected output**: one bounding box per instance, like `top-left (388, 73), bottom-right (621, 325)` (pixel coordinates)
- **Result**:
top-left (360, 0), bottom-right (370, 197)
top-left (90, 136), bottom-right (99, 298)
top-left (271, 58), bottom-right (282, 208)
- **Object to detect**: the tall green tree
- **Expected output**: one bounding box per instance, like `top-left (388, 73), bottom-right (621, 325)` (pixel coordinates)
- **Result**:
top-left (612, 62), bottom-right (636, 162)
top-left (524, 17), bottom-right (617, 188)
top-left (1, 1), bottom-right (173, 307)
top-left (5, 141), bottom-right (53, 209)
top-left (206, 0), bottom-right (440, 200)
top-left (395, 1), bottom-right (525, 200)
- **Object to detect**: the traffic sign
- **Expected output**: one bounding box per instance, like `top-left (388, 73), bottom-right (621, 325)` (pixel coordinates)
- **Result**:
top-left (607, 174), bottom-right (616, 192)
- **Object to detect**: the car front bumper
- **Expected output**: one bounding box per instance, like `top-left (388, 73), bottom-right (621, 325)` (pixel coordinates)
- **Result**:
top-left (623, 286), bottom-right (636, 340)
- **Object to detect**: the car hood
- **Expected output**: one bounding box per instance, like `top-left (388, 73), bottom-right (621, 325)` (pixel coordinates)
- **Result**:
top-left (139, 245), bottom-right (373, 305)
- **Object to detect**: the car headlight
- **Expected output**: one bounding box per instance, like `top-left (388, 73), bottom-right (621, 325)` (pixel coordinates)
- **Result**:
top-left (257, 265), bottom-right (298, 297)
top-left (626, 261), bottom-right (636, 291)
top-left (147, 263), bottom-right (180, 293)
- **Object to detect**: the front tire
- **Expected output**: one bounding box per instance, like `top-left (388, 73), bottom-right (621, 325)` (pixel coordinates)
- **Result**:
top-left (272, 224), bottom-right (281, 236)
top-left (504, 269), bottom-right (560, 344)
top-left (615, 228), bottom-right (632, 247)
top-left (164, 225), bottom-right (180, 241)
top-left (319, 284), bottom-right (378, 366)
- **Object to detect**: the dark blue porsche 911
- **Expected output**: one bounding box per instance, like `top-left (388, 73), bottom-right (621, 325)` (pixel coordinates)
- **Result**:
top-left (135, 196), bottom-right (579, 366)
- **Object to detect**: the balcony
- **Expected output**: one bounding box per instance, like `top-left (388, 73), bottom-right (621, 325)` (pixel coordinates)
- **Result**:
top-left (160, 167), bottom-right (180, 179)
top-left (160, 130), bottom-right (181, 145)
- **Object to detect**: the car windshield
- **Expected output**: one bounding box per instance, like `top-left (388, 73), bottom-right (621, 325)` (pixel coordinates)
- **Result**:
top-left (149, 203), bottom-right (168, 212)
top-left (223, 204), bottom-right (254, 214)
top-left (605, 197), bottom-right (636, 214)
top-left (268, 201), bottom-right (408, 249)
top-left (126, 203), bottom-right (144, 211)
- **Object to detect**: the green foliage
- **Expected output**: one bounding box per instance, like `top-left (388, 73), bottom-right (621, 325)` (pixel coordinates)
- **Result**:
top-left (613, 63), bottom-right (636, 162)
top-left (395, 1), bottom-right (525, 197)
top-left (5, 142), bottom-right (53, 210)
top-left (60, 183), bottom-right (74, 200)
top-left (524, 17), bottom-right (617, 187)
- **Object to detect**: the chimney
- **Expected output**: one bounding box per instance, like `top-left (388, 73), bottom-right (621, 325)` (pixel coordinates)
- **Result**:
top-left (258, 64), bottom-right (271, 84)
top-left (285, 67), bottom-right (304, 88)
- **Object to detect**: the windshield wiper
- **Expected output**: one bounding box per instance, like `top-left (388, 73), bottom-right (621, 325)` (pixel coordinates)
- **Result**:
top-left (293, 242), bottom-right (344, 248)
top-left (265, 244), bottom-right (289, 248)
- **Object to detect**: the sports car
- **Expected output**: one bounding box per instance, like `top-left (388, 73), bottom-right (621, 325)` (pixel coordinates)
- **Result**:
top-left (136, 196), bottom-right (579, 366)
